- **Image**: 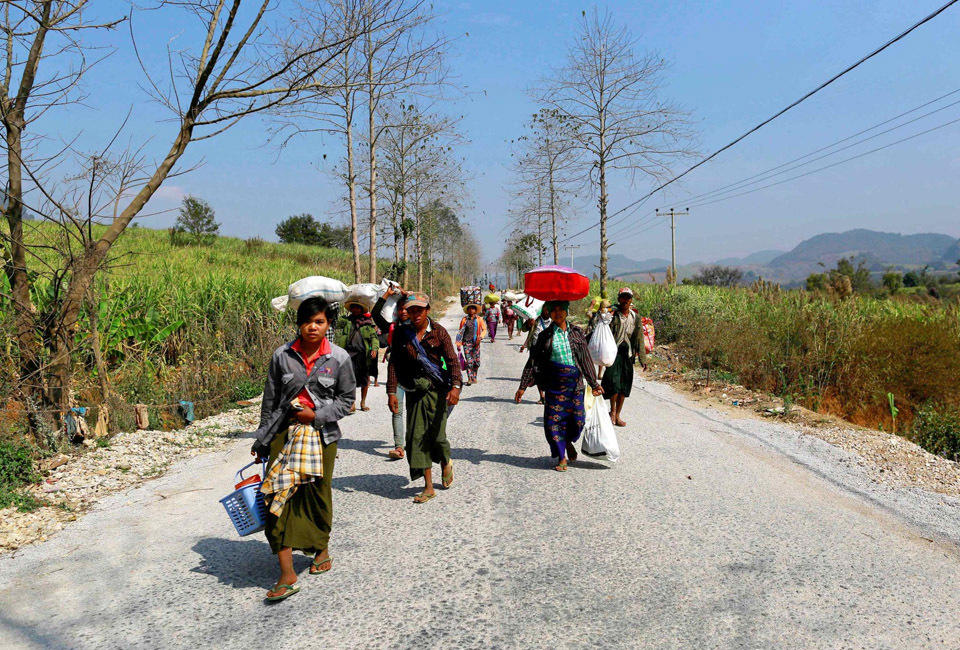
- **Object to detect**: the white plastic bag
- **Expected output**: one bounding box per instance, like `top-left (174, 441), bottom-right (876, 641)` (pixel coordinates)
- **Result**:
top-left (581, 396), bottom-right (621, 462)
top-left (271, 276), bottom-right (349, 312)
top-left (588, 312), bottom-right (617, 367)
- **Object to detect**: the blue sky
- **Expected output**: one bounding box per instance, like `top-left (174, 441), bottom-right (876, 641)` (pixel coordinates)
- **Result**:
top-left (37, 1), bottom-right (960, 266)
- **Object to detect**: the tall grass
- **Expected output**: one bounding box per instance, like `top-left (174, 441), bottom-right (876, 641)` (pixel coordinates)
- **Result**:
top-left (0, 226), bottom-right (460, 437)
top-left (591, 284), bottom-right (960, 454)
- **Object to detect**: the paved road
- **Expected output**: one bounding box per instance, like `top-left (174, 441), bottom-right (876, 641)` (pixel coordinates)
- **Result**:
top-left (2, 310), bottom-right (959, 649)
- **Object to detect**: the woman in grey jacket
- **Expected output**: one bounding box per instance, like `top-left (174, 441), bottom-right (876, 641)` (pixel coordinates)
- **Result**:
top-left (251, 297), bottom-right (356, 602)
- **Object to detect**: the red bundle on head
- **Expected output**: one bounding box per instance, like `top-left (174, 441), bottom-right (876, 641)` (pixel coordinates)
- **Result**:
top-left (523, 265), bottom-right (590, 301)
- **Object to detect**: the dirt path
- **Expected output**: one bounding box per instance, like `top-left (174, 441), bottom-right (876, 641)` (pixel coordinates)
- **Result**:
top-left (1, 309), bottom-right (959, 648)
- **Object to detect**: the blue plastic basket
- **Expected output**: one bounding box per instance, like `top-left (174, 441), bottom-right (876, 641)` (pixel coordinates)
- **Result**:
top-left (220, 460), bottom-right (269, 536)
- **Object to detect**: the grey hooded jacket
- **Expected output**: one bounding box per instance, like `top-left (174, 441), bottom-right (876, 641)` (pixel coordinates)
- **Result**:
top-left (253, 340), bottom-right (357, 449)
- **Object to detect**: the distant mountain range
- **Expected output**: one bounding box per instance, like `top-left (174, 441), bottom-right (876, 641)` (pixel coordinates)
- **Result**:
top-left (573, 229), bottom-right (960, 284)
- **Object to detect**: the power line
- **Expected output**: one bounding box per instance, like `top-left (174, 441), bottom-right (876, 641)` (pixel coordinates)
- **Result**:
top-left (561, 0), bottom-right (960, 243)
top-left (684, 88), bottom-right (960, 202)
top-left (681, 113), bottom-right (960, 210)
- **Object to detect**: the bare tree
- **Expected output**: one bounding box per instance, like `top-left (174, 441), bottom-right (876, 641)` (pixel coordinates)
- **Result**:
top-left (541, 8), bottom-right (694, 295)
top-left (1, 1), bottom-right (124, 422)
top-left (359, 0), bottom-right (446, 282)
top-left (270, 0), bottom-right (365, 281)
top-left (378, 100), bottom-right (457, 285)
top-left (2, 0), bottom-right (373, 436)
top-left (508, 108), bottom-right (581, 264)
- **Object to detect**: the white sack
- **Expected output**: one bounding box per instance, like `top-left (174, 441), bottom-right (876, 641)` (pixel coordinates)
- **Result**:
top-left (502, 290), bottom-right (524, 302)
top-left (581, 396), bottom-right (621, 462)
top-left (379, 292), bottom-right (402, 323)
top-left (273, 276), bottom-right (349, 312)
top-left (512, 296), bottom-right (544, 322)
top-left (587, 312), bottom-right (617, 367)
top-left (343, 283), bottom-right (380, 311)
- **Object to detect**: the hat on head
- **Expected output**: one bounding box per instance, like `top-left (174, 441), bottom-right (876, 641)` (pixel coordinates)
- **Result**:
top-left (618, 287), bottom-right (634, 298)
top-left (404, 292), bottom-right (430, 308)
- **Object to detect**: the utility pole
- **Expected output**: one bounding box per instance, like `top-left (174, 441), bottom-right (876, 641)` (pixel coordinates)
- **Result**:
top-left (656, 208), bottom-right (689, 283)
top-left (565, 244), bottom-right (582, 269)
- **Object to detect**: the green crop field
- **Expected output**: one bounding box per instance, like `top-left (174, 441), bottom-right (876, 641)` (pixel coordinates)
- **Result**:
top-left (0, 225), bottom-right (456, 439)
top-left (577, 282), bottom-right (960, 460)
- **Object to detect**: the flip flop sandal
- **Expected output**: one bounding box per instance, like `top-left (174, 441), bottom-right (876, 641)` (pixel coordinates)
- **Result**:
top-left (413, 491), bottom-right (436, 504)
top-left (441, 465), bottom-right (454, 489)
top-left (388, 448), bottom-right (404, 460)
top-left (554, 462), bottom-right (568, 472)
top-left (310, 556), bottom-right (333, 575)
top-left (266, 583), bottom-right (300, 602)
top-left (361, 406), bottom-right (371, 411)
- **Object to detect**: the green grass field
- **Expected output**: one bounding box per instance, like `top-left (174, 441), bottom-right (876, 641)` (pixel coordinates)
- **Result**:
top-left (1, 225), bottom-right (456, 438)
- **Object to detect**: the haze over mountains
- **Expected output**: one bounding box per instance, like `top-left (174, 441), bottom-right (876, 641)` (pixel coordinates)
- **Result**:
top-left (573, 229), bottom-right (960, 284)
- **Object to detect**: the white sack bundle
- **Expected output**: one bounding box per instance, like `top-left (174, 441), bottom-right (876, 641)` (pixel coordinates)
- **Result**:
top-left (271, 276), bottom-right (349, 312)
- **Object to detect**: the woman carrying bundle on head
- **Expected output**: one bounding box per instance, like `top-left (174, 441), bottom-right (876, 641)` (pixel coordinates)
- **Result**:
top-left (456, 303), bottom-right (487, 385)
top-left (250, 297), bottom-right (356, 602)
top-left (514, 300), bottom-right (602, 472)
top-left (501, 299), bottom-right (519, 340)
top-left (483, 299), bottom-right (502, 342)
top-left (335, 300), bottom-right (379, 412)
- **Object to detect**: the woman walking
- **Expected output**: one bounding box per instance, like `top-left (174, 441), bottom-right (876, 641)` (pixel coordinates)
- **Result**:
top-left (502, 300), bottom-right (519, 340)
top-left (515, 301), bottom-right (602, 471)
top-left (484, 301), bottom-right (501, 342)
top-left (251, 297), bottom-right (356, 602)
top-left (372, 286), bottom-right (409, 460)
top-left (335, 302), bottom-right (379, 412)
top-left (601, 288), bottom-right (646, 427)
top-left (456, 304), bottom-right (487, 385)
top-left (387, 292), bottom-right (461, 503)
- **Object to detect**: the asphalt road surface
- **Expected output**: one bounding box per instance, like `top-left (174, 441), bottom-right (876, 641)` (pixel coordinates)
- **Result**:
top-left (1, 309), bottom-right (959, 649)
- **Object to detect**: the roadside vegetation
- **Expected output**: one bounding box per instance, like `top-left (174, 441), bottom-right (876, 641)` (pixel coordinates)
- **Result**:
top-left (0, 224), bottom-right (461, 445)
top-left (585, 281), bottom-right (960, 462)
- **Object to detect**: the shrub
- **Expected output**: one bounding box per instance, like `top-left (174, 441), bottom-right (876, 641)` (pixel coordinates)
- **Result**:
top-left (911, 403), bottom-right (960, 461)
top-left (0, 441), bottom-right (42, 512)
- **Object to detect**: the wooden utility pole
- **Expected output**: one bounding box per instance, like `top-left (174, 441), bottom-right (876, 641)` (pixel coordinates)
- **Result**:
top-left (657, 208), bottom-right (689, 283)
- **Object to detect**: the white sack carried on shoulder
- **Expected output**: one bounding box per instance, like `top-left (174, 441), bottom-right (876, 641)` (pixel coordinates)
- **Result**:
top-left (273, 276), bottom-right (349, 312)
top-left (512, 296), bottom-right (544, 321)
top-left (379, 292), bottom-right (401, 323)
top-left (344, 283), bottom-right (380, 310)
top-left (502, 290), bottom-right (523, 302)
top-left (587, 312), bottom-right (617, 367)
top-left (379, 278), bottom-right (400, 294)
top-left (581, 396), bottom-right (621, 462)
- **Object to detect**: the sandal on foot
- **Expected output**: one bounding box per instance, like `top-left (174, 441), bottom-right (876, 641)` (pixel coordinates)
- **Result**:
top-left (554, 461), bottom-right (568, 472)
top-left (266, 583), bottom-right (300, 602)
top-left (413, 491), bottom-right (436, 504)
top-left (441, 464), bottom-right (454, 489)
top-left (388, 447), bottom-right (404, 460)
top-left (310, 556), bottom-right (333, 575)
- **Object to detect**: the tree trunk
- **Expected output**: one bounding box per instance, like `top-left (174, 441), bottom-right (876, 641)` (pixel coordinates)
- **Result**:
top-left (402, 228), bottom-right (409, 286)
top-left (549, 167), bottom-right (559, 265)
top-left (2, 119), bottom-right (42, 394)
top-left (345, 95), bottom-right (361, 283)
top-left (598, 145), bottom-right (608, 298)
top-left (366, 53), bottom-right (378, 283)
top-left (415, 193), bottom-right (423, 291)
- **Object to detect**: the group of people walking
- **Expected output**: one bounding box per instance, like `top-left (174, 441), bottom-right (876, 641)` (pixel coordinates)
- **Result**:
top-left (248, 282), bottom-right (645, 601)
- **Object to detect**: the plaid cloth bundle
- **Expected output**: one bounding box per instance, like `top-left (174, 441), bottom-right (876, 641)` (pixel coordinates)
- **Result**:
top-left (259, 423), bottom-right (324, 516)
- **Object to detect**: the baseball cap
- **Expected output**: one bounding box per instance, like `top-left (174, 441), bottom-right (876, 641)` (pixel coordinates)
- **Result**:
top-left (404, 292), bottom-right (430, 308)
